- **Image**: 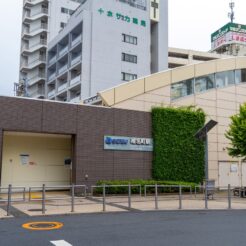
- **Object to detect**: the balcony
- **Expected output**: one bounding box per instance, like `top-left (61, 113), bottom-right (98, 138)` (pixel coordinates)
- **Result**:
top-left (71, 55), bottom-right (81, 67)
top-left (58, 46), bottom-right (69, 58)
top-left (58, 64), bottom-right (68, 75)
top-left (22, 39), bottom-right (47, 53)
top-left (28, 88), bottom-right (45, 98)
top-left (57, 82), bottom-right (68, 93)
top-left (20, 55), bottom-right (46, 71)
top-left (22, 23), bottom-right (48, 38)
top-left (70, 75), bottom-right (81, 86)
top-left (71, 35), bottom-right (82, 47)
top-left (48, 89), bottom-right (55, 98)
top-left (23, 0), bottom-right (48, 7)
top-left (70, 96), bottom-right (81, 103)
top-left (23, 8), bottom-right (48, 22)
top-left (48, 56), bottom-right (56, 65)
top-left (27, 72), bottom-right (46, 86)
top-left (48, 72), bottom-right (56, 82)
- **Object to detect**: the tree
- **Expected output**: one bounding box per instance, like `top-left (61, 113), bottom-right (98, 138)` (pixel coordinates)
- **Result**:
top-left (226, 103), bottom-right (246, 158)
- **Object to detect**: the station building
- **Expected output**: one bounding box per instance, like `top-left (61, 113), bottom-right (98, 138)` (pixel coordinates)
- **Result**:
top-left (98, 56), bottom-right (246, 187)
top-left (0, 97), bottom-right (151, 188)
top-left (1, 56), bottom-right (246, 188)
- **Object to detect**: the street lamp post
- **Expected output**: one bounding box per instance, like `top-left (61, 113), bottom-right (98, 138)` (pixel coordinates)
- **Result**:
top-left (195, 120), bottom-right (218, 209)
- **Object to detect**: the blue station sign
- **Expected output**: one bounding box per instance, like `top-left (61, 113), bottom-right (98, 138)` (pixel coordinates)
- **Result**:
top-left (104, 136), bottom-right (153, 152)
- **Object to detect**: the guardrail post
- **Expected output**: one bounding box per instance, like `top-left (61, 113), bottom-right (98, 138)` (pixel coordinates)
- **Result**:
top-left (155, 184), bottom-right (158, 210)
top-left (128, 183), bottom-right (131, 210)
top-left (29, 187), bottom-right (31, 201)
top-left (103, 184), bottom-right (106, 212)
top-left (84, 185), bottom-right (87, 198)
top-left (71, 184), bottom-right (75, 213)
top-left (190, 186), bottom-right (192, 198)
top-left (205, 183), bottom-right (208, 209)
top-left (23, 188), bottom-right (26, 202)
top-left (228, 184), bottom-right (231, 210)
top-left (179, 185), bottom-right (182, 209)
top-left (7, 184), bottom-right (12, 216)
top-left (144, 185), bottom-right (147, 198)
top-left (139, 185), bottom-right (142, 197)
top-left (42, 184), bottom-right (46, 215)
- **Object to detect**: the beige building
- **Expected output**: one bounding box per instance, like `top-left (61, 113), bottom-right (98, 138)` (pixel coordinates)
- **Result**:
top-left (98, 57), bottom-right (246, 187)
top-left (168, 47), bottom-right (230, 69)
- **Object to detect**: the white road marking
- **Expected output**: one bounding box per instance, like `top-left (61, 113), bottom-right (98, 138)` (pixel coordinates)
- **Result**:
top-left (50, 240), bottom-right (73, 246)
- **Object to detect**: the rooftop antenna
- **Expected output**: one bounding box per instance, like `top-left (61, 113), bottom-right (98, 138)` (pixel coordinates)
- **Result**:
top-left (228, 1), bottom-right (235, 23)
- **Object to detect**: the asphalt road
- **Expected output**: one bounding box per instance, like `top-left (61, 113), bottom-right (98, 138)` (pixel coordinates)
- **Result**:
top-left (0, 210), bottom-right (246, 246)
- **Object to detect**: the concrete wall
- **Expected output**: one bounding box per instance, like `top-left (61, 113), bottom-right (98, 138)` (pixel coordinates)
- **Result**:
top-left (0, 97), bottom-right (152, 186)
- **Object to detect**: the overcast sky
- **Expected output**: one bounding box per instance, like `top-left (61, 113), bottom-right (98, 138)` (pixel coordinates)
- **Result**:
top-left (0, 0), bottom-right (245, 96)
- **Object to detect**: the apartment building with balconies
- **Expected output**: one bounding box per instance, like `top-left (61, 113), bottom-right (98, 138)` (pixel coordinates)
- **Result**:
top-left (46, 0), bottom-right (168, 103)
top-left (19, 0), bottom-right (84, 98)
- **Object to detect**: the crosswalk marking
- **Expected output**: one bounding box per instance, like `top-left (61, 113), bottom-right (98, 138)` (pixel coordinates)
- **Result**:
top-left (50, 240), bottom-right (73, 246)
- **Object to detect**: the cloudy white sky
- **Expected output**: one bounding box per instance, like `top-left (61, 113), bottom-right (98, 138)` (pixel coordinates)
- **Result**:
top-left (0, 0), bottom-right (245, 96)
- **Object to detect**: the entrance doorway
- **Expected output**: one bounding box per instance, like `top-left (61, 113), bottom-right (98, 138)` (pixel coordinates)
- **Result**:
top-left (1, 132), bottom-right (72, 187)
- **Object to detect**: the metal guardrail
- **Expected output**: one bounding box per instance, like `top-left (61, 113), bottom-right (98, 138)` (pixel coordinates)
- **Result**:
top-left (28, 184), bottom-right (87, 214)
top-left (91, 184), bottom-right (142, 212)
top-left (144, 185), bottom-right (193, 210)
top-left (2, 183), bottom-right (246, 216)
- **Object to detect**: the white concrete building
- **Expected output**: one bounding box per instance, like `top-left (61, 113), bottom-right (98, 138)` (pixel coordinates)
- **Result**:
top-left (46, 0), bottom-right (168, 102)
top-left (19, 0), bottom-right (83, 99)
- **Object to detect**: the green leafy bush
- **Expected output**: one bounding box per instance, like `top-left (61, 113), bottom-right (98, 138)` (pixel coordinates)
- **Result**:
top-left (95, 180), bottom-right (198, 195)
top-left (152, 107), bottom-right (205, 183)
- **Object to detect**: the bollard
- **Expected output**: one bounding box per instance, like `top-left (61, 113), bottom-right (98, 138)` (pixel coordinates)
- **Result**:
top-left (190, 186), bottom-right (192, 198)
top-left (7, 184), bottom-right (12, 216)
top-left (205, 183), bottom-right (208, 209)
top-left (139, 185), bottom-right (142, 197)
top-left (23, 187), bottom-right (26, 202)
top-left (195, 186), bottom-right (197, 198)
top-left (228, 184), bottom-right (231, 210)
top-left (29, 187), bottom-right (31, 202)
top-left (71, 184), bottom-right (75, 213)
top-left (84, 185), bottom-right (87, 198)
top-left (128, 183), bottom-right (131, 210)
top-left (103, 184), bottom-right (106, 212)
top-left (155, 184), bottom-right (158, 210)
top-left (144, 186), bottom-right (147, 198)
top-left (179, 185), bottom-right (182, 210)
top-left (42, 184), bottom-right (46, 215)
top-left (91, 186), bottom-right (94, 197)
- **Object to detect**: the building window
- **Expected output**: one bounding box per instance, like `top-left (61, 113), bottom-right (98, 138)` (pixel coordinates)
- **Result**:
top-left (235, 69), bottom-right (246, 84)
top-left (122, 34), bottom-right (137, 45)
top-left (121, 72), bottom-right (137, 81)
top-left (122, 53), bottom-right (137, 64)
top-left (171, 79), bottom-right (194, 100)
top-left (61, 7), bottom-right (74, 15)
top-left (60, 22), bottom-right (66, 28)
top-left (216, 71), bottom-right (235, 88)
top-left (195, 74), bottom-right (215, 93)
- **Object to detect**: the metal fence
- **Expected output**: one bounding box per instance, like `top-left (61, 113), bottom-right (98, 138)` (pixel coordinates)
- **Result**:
top-left (2, 183), bottom-right (246, 216)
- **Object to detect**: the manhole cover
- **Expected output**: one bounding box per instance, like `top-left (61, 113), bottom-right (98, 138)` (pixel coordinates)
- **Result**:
top-left (22, 222), bottom-right (63, 231)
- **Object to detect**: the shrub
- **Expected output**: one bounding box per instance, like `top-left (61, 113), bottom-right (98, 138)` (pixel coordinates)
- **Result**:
top-left (94, 180), bottom-right (198, 195)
